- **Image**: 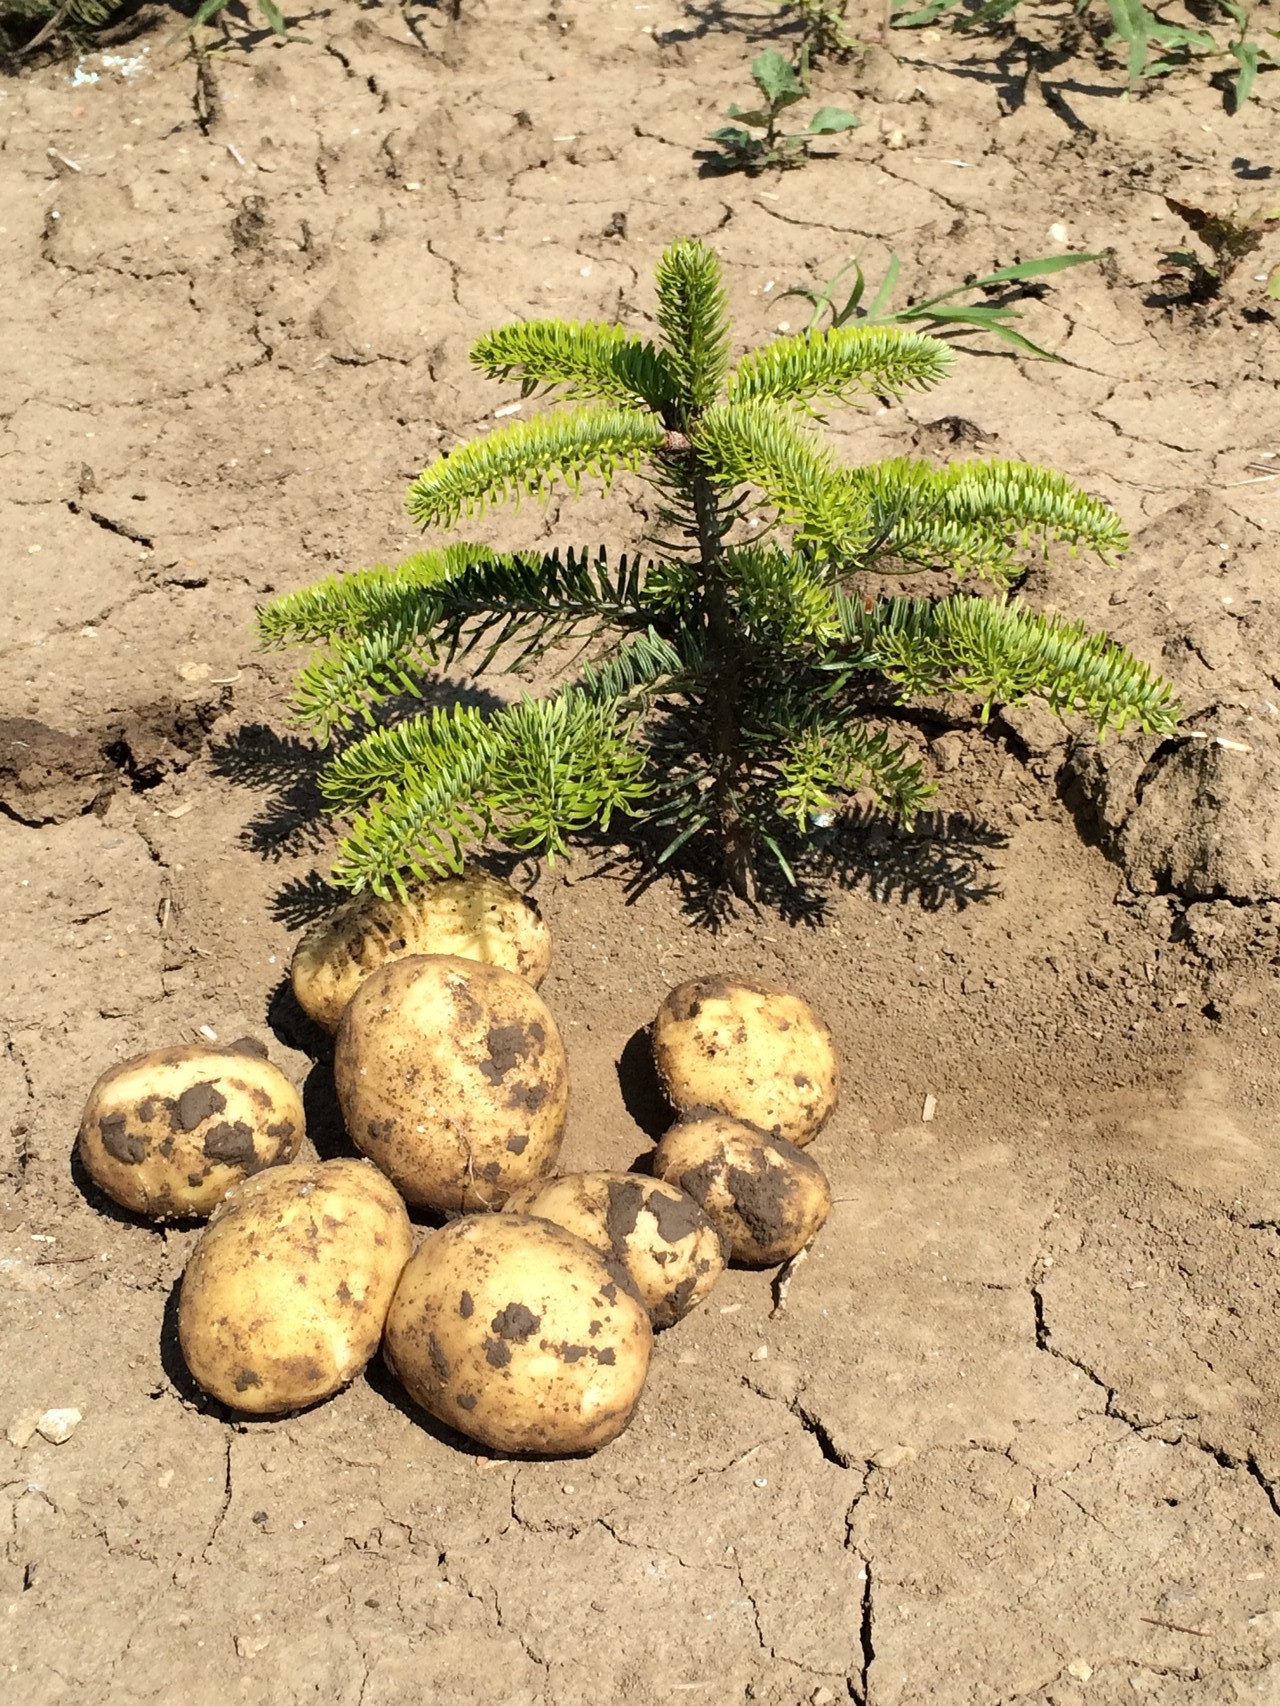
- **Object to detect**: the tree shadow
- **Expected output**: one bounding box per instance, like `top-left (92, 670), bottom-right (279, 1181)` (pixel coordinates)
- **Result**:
top-left (210, 725), bottom-right (332, 862)
top-left (211, 680), bottom-right (506, 914)
top-left (659, 0), bottom-right (789, 47)
top-left (586, 803), bottom-right (1006, 930)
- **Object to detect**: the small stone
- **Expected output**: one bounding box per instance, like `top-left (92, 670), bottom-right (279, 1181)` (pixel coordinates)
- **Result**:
top-left (812, 1690), bottom-right (837, 1706)
top-left (750, 1344), bottom-right (769, 1362)
top-left (35, 1406), bottom-right (82, 1444)
top-left (1067, 1659), bottom-right (1093, 1682)
top-left (6, 1410), bottom-right (42, 1449)
top-left (930, 732), bottom-right (965, 773)
top-left (872, 1443), bottom-right (917, 1469)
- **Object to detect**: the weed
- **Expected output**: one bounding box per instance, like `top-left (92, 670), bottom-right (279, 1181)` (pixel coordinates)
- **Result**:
top-left (891, 0), bottom-right (1278, 108)
top-left (778, 0), bottom-right (860, 61)
top-left (0, 0), bottom-right (114, 56)
top-left (261, 240), bottom-right (1176, 902)
top-left (707, 47), bottom-right (859, 172)
top-left (783, 251), bottom-right (1102, 358)
top-left (1158, 195), bottom-right (1280, 301)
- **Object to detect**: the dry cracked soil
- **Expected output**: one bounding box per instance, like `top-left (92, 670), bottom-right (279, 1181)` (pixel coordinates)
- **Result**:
top-left (2, 1), bottom-right (1280, 1702)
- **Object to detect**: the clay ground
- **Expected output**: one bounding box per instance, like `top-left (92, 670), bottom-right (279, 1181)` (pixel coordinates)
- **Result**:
top-left (3, 0), bottom-right (1280, 1700)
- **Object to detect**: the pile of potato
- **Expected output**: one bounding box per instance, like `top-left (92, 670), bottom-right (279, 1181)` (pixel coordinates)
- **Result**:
top-left (77, 873), bottom-right (839, 1457)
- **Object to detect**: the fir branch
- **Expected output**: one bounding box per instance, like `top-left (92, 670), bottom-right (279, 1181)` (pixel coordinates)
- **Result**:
top-left (289, 629), bottom-right (434, 737)
top-left (691, 401), bottom-right (872, 555)
top-left (406, 407), bottom-right (666, 529)
top-left (471, 321), bottom-right (677, 411)
top-left (838, 592), bottom-right (1179, 733)
top-left (773, 718), bottom-right (933, 829)
top-left (326, 692), bottom-right (651, 893)
top-left (429, 546), bottom-right (651, 673)
top-left (853, 457), bottom-right (1127, 577)
top-left (579, 628), bottom-right (689, 702)
top-left (728, 324), bottom-right (952, 409)
top-left (721, 544), bottom-right (840, 649)
top-left (256, 547), bottom-right (478, 646)
top-left (655, 240), bottom-right (732, 415)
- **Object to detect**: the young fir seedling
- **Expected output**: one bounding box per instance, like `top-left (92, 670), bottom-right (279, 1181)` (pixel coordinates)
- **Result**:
top-left (707, 48), bottom-right (859, 172)
top-left (259, 240), bottom-right (1178, 901)
top-left (783, 250), bottom-right (1102, 359)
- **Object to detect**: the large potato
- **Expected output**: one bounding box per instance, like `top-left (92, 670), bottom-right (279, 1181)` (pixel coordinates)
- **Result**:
top-left (384, 1214), bottom-right (652, 1455)
top-left (334, 954), bottom-right (568, 1213)
top-left (652, 1113), bottom-right (832, 1267)
top-left (652, 974), bottom-right (839, 1145)
top-left (77, 1039), bottom-right (304, 1220)
top-left (178, 1159), bottom-right (413, 1415)
top-left (292, 873), bottom-right (551, 1033)
top-left (504, 1172), bottom-right (726, 1329)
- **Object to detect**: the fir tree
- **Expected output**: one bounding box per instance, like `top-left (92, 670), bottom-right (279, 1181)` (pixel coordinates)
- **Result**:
top-left (259, 239), bottom-right (1177, 901)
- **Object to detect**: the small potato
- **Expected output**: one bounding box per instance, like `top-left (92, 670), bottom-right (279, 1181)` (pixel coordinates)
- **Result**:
top-left (652, 974), bottom-right (839, 1146)
top-left (504, 1172), bottom-right (726, 1329)
top-left (335, 954), bottom-right (569, 1213)
top-left (652, 1113), bottom-right (832, 1268)
top-left (178, 1159), bottom-right (413, 1415)
top-left (292, 873), bottom-right (552, 1033)
top-left (77, 1039), bottom-right (304, 1220)
top-left (384, 1213), bottom-right (652, 1455)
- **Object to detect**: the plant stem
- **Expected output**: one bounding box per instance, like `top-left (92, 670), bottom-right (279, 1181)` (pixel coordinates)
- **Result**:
top-left (690, 464), bottom-right (755, 900)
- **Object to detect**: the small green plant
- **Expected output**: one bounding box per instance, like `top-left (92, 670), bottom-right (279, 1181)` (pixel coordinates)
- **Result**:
top-left (891, 0), bottom-right (1277, 108)
top-left (180, 0), bottom-right (295, 42)
top-left (707, 48), bottom-right (859, 172)
top-left (1158, 195), bottom-right (1280, 301)
top-left (778, 0), bottom-right (860, 61)
top-left (259, 240), bottom-right (1178, 902)
top-left (0, 0), bottom-right (112, 55)
top-left (783, 251), bottom-right (1102, 358)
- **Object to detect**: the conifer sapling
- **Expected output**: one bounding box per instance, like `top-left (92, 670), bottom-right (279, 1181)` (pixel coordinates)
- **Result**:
top-left (259, 240), bottom-right (1178, 901)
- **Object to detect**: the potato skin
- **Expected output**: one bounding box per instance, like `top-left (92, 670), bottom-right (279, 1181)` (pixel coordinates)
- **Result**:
top-left (652, 1114), bottom-right (832, 1267)
top-left (178, 1159), bottom-right (413, 1415)
top-left (384, 1214), bottom-right (652, 1455)
top-left (652, 974), bottom-right (839, 1146)
top-left (503, 1172), bottom-right (726, 1330)
top-left (291, 874), bottom-right (552, 1033)
top-left (334, 954), bottom-right (569, 1213)
top-left (77, 1039), bottom-right (304, 1220)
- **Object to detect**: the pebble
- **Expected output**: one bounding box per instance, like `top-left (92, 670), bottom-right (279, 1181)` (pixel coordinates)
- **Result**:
top-left (6, 1410), bottom-right (42, 1450)
top-left (36, 1407), bottom-right (83, 1444)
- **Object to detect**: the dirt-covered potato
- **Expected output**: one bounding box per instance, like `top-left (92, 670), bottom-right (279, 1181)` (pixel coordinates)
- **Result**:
top-left (384, 1213), bottom-right (652, 1455)
top-left (334, 954), bottom-right (569, 1213)
top-left (652, 974), bottom-right (839, 1146)
top-left (77, 1039), bottom-right (304, 1220)
top-left (291, 873), bottom-right (552, 1033)
top-left (503, 1172), bottom-right (726, 1329)
top-left (652, 1113), bottom-right (832, 1267)
top-left (178, 1159), bottom-right (413, 1415)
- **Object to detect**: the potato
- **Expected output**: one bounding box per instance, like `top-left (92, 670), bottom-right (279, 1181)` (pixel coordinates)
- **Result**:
top-left (77, 1039), bottom-right (304, 1220)
top-left (652, 974), bottom-right (839, 1146)
top-left (652, 1113), bottom-right (832, 1267)
top-left (334, 954), bottom-right (569, 1213)
top-left (384, 1213), bottom-right (652, 1455)
top-left (504, 1172), bottom-right (726, 1329)
top-left (291, 872), bottom-right (552, 1033)
top-left (178, 1159), bottom-right (413, 1415)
